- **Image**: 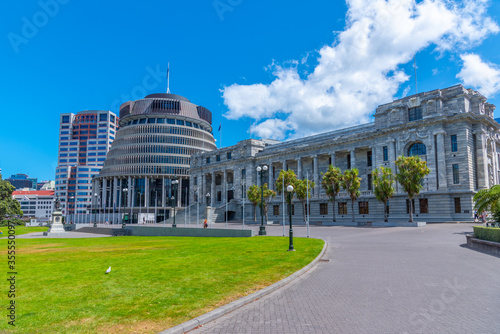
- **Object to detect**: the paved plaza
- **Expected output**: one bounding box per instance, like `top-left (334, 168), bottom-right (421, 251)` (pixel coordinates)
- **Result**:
top-left (188, 223), bottom-right (500, 334)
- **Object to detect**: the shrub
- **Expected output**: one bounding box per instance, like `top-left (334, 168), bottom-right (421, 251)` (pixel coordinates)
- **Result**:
top-left (473, 226), bottom-right (500, 243)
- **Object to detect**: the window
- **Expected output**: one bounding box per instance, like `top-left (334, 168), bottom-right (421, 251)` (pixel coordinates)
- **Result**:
top-left (406, 199), bottom-right (415, 214)
top-left (227, 152), bottom-right (232, 160)
top-left (194, 176), bottom-right (197, 186)
top-left (408, 106), bottom-right (422, 121)
top-left (408, 143), bottom-right (426, 156)
top-left (186, 121), bottom-right (192, 127)
top-left (419, 198), bottom-right (428, 213)
top-left (452, 164), bottom-right (459, 184)
top-left (216, 155), bottom-right (220, 162)
top-left (62, 115), bottom-right (70, 123)
top-left (273, 205), bottom-right (280, 216)
top-left (320, 203), bottom-right (328, 215)
top-left (157, 118), bottom-right (164, 124)
top-left (367, 151), bottom-right (372, 167)
top-left (367, 174), bottom-right (372, 191)
top-left (147, 118), bottom-right (156, 124)
top-left (177, 120), bottom-right (184, 126)
top-left (167, 118), bottom-right (175, 124)
top-left (99, 114), bottom-right (108, 122)
top-left (359, 201), bottom-right (369, 214)
top-left (454, 198), bottom-right (461, 213)
top-left (338, 202), bottom-right (347, 215)
top-left (451, 135), bottom-right (458, 152)
top-left (383, 146), bottom-right (388, 161)
top-left (206, 157), bottom-right (210, 164)
top-left (139, 119), bottom-right (146, 124)
top-left (241, 169), bottom-right (246, 179)
top-left (347, 154), bottom-right (351, 169)
top-left (110, 115), bottom-right (115, 123)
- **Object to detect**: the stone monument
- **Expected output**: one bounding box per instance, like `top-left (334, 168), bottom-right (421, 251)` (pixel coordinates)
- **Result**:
top-left (43, 195), bottom-right (67, 236)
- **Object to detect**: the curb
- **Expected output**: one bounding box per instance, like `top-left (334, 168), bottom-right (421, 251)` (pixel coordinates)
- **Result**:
top-left (159, 241), bottom-right (328, 334)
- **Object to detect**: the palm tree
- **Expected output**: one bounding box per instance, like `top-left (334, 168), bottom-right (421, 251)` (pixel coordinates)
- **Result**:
top-left (321, 165), bottom-right (343, 222)
top-left (247, 184), bottom-right (260, 221)
top-left (372, 166), bottom-right (395, 222)
top-left (473, 185), bottom-right (500, 219)
top-left (395, 156), bottom-right (430, 222)
top-left (294, 178), bottom-right (315, 222)
top-left (342, 169), bottom-right (361, 222)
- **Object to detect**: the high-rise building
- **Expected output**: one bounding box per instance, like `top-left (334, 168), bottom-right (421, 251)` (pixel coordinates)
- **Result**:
top-left (6, 173), bottom-right (37, 190)
top-left (91, 93), bottom-right (216, 224)
top-left (55, 110), bottom-right (118, 218)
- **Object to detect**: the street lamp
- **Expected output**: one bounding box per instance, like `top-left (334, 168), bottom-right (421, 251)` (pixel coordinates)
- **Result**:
top-left (256, 165), bottom-right (268, 236)
top-left (172, 179), bottom-right (179, 227)
top-left (286, 185), bottom-right (295, 251)
top-left (122, 188), bottom-right (128, 228)
top-left (93, 193), bottom-right (98, 227)
top-left (206, 192), bottom-right (211, 227)
top-left (287, 185), bottom-right (294, 251)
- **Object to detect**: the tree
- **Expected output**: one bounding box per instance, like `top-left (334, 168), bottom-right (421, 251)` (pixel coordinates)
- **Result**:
top-left (0, 176), bottom-right (23, 224)
top-left (261, 183), bottom-right (277, 222)
top-left (372, 166), bottom-right (395, 222)
top-left (342, 169), bottom-right (361, 222)
top-left (473, 185), bottom-right (500, 220)
top-left (275, 169), bottom-right (298, 218)
top-left (395, 155), bottom-right (430, 222)
top-left (295, 178), bottom-right (315, 222)
top-left (321, 165), bottom-right (343, 222)
top-left (247, 184), bottom-right (260, 221)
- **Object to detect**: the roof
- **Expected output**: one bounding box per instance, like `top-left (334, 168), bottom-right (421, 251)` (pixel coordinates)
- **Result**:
top-left (12, 190), bottom-right (55, 197)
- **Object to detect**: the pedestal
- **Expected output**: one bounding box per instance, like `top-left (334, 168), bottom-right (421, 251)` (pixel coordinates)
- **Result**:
top-left (43, 210), bottom-right (67, 236)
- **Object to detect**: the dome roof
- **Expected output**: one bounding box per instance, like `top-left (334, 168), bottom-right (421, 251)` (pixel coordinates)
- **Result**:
top-left (144, 93), bottom-right (190, 103)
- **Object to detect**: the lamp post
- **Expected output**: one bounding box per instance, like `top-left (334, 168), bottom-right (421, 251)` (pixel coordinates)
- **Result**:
top-left (287, 185), bottom-right (294, 251)
top-left (122, 188), bottom-right (128, 228)
top-left (206, 192), bottom-right (211, 228)
top-left (171, 179), bottom-right (179, 227)
top-left (256, 165), bottom-right (268, 236)
top-left (93, 193), bottom-right (98, 227)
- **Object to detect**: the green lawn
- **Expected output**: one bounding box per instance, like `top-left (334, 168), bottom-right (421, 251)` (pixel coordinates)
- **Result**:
top-left (1, 236), bottom-right (324, 334)
top-left (0, 226), bottom-right (49, 236)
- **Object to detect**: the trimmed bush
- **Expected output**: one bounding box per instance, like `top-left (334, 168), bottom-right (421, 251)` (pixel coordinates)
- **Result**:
top-left (473, 226), bottom-right (500, 243)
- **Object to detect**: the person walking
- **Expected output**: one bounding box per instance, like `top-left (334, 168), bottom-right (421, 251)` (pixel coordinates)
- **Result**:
top-left (481, 211), bottom-right (487, 224)
top-left (203, 219), bottom-right (208, 228)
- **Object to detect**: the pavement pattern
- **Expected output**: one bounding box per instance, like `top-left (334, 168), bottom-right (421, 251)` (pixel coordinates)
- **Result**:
top-left (188, 223), bottom-right (500, 334)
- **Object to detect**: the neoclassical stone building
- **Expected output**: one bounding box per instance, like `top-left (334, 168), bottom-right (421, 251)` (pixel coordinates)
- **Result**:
top-left (190, 85), bottom-right (499, 223)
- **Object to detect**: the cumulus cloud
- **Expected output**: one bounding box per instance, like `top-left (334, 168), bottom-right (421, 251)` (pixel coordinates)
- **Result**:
top-left (222, 0), bottom-right (499, 140)
top-left (457, 54), bottom-right (500, 97)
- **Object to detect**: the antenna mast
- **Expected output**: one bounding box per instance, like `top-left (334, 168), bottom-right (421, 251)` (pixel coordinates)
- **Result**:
top-left (166, 63), bottom-right (171, 94)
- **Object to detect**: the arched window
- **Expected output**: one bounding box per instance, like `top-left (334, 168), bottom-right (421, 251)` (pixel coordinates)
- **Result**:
top-left (408, 143), bottom-right (427, 156)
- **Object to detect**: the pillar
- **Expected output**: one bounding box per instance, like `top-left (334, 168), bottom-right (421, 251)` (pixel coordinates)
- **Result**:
top-left (436, 131), bottom-right (448, 189)
top-left (223, 170), bottom-right (227, 203)
top-left (128, 176), bottom-right (132, 208)
top-left (269, 161), bottom-right (273, 190)
top-left (297, 157), bottom-right (302, 179)
top-left (330, 152), bottom-right (336, 167)
top-left (350, 149), bottom-right (356, 169)
top-left (313, 155), bottom-right (319, 198)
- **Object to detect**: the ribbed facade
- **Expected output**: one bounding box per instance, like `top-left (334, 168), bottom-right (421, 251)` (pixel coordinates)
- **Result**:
top-left (92, 93), bottom-right (216, 224)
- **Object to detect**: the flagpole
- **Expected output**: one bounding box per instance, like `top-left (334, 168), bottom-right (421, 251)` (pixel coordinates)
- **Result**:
top-left (282, 172), bottom-right (285, 236)
top-left (307, 171), bottom-right (310, 238)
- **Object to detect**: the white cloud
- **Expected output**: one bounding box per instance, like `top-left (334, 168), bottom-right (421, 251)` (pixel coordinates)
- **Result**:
top-left (222, 0), bottom-right (499, 140)
top-left (457, 54), bottom-right (500, 97)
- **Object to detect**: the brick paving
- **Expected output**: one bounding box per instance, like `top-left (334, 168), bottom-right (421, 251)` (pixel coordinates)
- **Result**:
top-left (189, 223), bottom-right (500, 334)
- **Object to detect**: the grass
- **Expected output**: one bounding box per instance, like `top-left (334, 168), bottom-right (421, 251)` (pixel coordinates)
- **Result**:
top-left (0, 236), bottom-right (324, 333)
top-left (0, 226), bottom-right (49, 236)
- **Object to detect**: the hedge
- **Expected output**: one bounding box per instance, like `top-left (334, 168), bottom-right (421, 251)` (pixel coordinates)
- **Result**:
top-left (473, 226), bottom-right (500, 243)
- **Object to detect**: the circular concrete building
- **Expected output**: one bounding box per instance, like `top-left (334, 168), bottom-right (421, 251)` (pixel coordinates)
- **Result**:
top-left (93, 93), bottom-right (216, 224)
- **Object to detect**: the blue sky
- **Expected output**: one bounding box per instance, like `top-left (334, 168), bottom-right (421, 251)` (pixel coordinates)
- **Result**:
top-left (1, 0), bottom-right (500, 181)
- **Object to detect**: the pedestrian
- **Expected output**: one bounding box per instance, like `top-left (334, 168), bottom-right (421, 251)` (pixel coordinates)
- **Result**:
top-left (203, 219), bottom-right (208, 228)
top-left (474, 210), bottom-right (478, 222)
top-left (481, 211), bottom-right (486, 224)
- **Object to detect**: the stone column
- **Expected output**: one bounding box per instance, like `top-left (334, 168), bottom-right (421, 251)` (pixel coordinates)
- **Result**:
top-left (313, 155), bottom-right (319, 198)
top-left (113, 177), bottom-right (118, 209)
top-left (223, 170), bottom-right (227, 203)
top-left (101, 179), bottom-right (106, 209)
top-left (269, 161), bottom-right (273, 190)
top-left (128, 177), bottom-right (132, 208)
top-left (211, 172), bottom-right (215, 205)
top-left (330, 152), bottom-right (336, 167)
top-left (435, 131), bottom-right (448, 189)
top-left (297, 157), bottom-right (302, 179)
top-left (350, 149), bottom-right (356, 169)
top-left (371, 147), bottom-right (376, 170)
top-left (476, 131), bottom-right (489, 189)
top-left (492, 141), bottom-right (498, 185)
top-left (389, 139), bottom-right (398, 193)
